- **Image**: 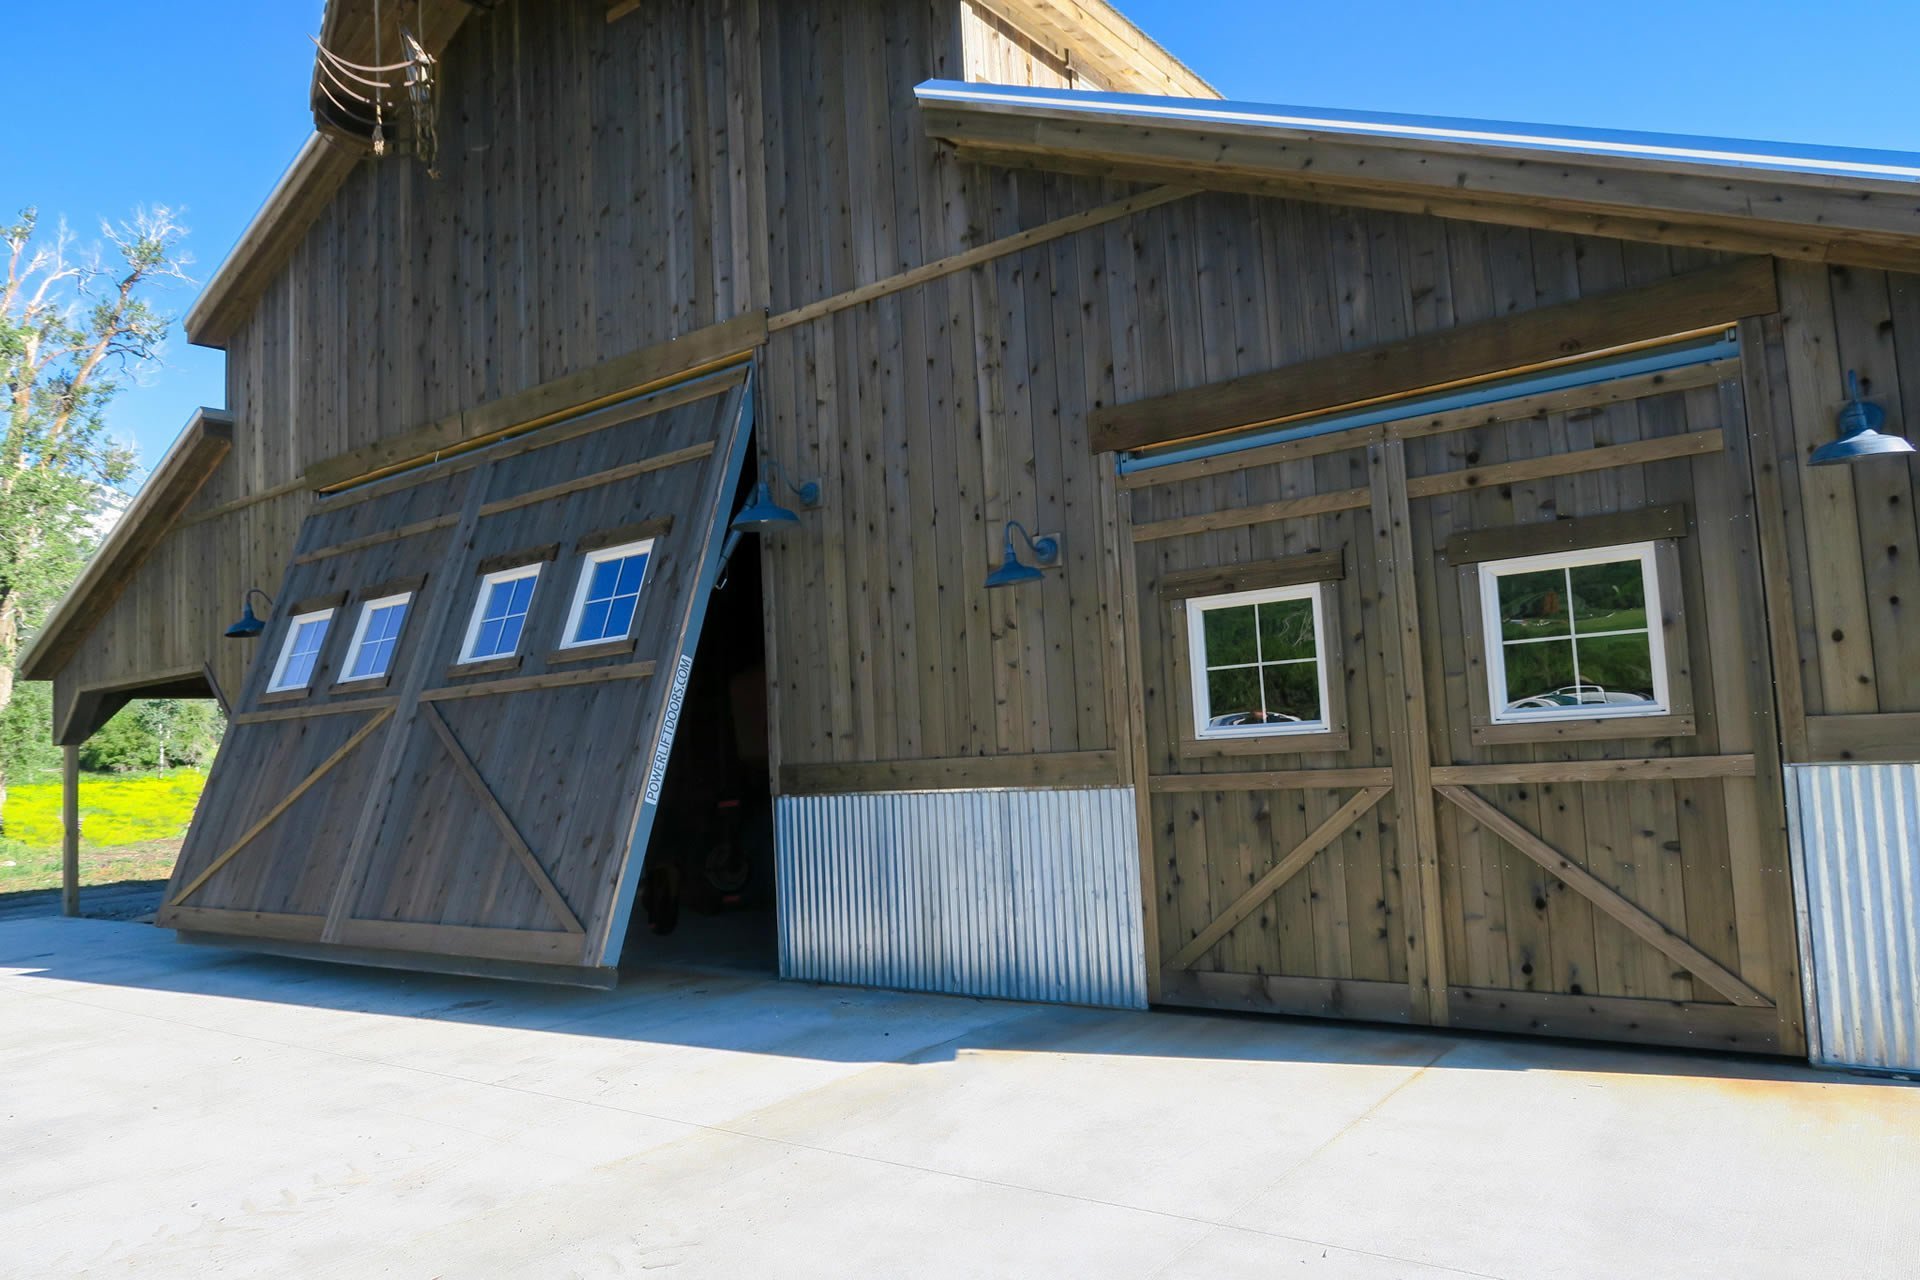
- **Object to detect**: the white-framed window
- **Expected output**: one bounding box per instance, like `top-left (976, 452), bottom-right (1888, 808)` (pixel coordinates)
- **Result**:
top-left (458, 564), bottom-right (542, 664)
top-left (1185, 583), bottom-right (1330, 739)
top-left (1478, 541), bottom-right (1669, 723)
top-left (266, 609), bottom-right (335, 693)
top-left (338, 593), bottom-right (412, 684)
top-left (559, 540), bottom-right (653, 649)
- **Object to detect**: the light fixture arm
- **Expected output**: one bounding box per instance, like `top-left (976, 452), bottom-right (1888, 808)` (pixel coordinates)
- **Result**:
top-left (1002, 520), bottom-right (1059, 565)
top-left (224, 587), bottom-right (278, 640)
top-left (762, 456), bottom-right (822, 508)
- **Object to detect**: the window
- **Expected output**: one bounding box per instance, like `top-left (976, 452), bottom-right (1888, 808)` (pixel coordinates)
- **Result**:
top-left (267, 609), bottom-right (334, 693)
top-left (560, 540), bottom-right (653, 649)
top-left (338, 593), bottom-right (412, 684)
top-left (1478, 542), bottom-right (1668, 723)
top-left (459, 565), bottom-right (542, 664)
top-left (1185, 583), bottom-right (1330, 739)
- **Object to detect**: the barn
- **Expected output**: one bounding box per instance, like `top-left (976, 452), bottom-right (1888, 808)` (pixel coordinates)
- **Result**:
top-left (22, 0), bottom-right (1920, 1072)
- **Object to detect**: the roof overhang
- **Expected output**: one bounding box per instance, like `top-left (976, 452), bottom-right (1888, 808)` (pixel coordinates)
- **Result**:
top-left (183, 0), bottom-right (474, 348)
top-left (917, 81), bottom-right (1920, 274)
top-left (308, 0), bottom-right (476, 151)
top-left (19, 409), bottom-right (234, 682)
top-left (964, 0), bottom-right (1215, 98)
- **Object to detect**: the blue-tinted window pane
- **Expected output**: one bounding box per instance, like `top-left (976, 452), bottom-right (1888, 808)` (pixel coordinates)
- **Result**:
top-left (282, 652), bottom-right (314, 688)
top-left (572, 552), bottom-right (649, 644)
top-left (274, 616), bottom-right (330, 690)
top-left (506, 576), bottom-right (536, 616)
top-left (603, 592), bottom-right (640, 638)
top-left (494, 611), bottom-right (528, 653)
top-left (470, 575), bottom-right (537, 659)
top-left (370, 602), bottom-right (406, 643)
top-left (576, 599), bottom-right (612, 643)
top-left (347, 602), bottom-right (408, 680)
top-left (586, 559), bottom-right (622, 604)
top-left (613, 554), bottom-right (648, 597)
top-left (473, 617), bottom-right (505, 658)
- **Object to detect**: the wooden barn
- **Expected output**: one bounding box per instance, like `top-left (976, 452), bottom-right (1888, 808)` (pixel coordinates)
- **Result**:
top-left (23, 0), bottom-right (1920, 1069)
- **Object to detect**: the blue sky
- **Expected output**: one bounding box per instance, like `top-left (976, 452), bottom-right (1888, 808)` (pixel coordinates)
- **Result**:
top-left (5, 1), bottom-right (1917, 481)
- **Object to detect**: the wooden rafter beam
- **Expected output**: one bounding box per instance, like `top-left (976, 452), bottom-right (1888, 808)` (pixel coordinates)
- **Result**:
top-left (1436, 785), bottom-right (1773, 1008)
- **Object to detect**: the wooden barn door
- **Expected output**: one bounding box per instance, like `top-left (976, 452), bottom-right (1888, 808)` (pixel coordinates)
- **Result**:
top-left (158, 369), bottom-right (755, 978)
top-left (1124, 360), bottom-right (1805, 1054)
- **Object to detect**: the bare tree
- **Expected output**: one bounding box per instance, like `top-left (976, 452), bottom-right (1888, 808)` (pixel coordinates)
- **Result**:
top-left (1, 206), bottom-right (192, 816)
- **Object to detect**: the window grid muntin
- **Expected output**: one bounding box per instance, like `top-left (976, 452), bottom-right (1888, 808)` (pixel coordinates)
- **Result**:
top-left (267, 609), bottom-right (334, 693)
top-left (459, 565), bottom-right (542, 664)
top-left (339, 593), bottom-right (412, 684)
top-left (1479, 541), bottom-right (1669, 723)
top-left (1185, 584), bottom-right (1330, 740)
top-left (560, 540), bottom-right (654, 649)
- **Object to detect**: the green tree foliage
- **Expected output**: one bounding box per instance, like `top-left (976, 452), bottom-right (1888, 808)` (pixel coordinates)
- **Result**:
top-left (0, 206), bottom-right (192, 809)
top-left (0, 679), bottom-right (61, 785)
top-left (79, 698), bottom-right (223, 773)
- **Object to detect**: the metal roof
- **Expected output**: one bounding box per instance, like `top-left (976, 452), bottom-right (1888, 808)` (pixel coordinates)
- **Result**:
top-left (916, 80), bottom-right (1920, 185)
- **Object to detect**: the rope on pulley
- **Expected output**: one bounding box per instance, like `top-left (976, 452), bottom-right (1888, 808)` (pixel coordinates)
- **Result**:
top-left (310, 0), bottom-right (442, 176)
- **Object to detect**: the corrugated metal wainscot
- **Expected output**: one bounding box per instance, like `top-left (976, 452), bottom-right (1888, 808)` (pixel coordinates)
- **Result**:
top-left (775, 787), bottom-right (1148, 1009)
top-left (1787, 764), bottom-right (1920, 1074)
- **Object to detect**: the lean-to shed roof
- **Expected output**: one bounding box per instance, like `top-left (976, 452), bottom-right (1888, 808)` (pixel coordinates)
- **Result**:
top-left (916, 80), bottom-right (1920, 273)
top-left (17, 409), bottom-right (233, 683)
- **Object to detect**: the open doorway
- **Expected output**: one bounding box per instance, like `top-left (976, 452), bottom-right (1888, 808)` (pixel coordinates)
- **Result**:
top-left (619, 482), bottom-right (777, 976)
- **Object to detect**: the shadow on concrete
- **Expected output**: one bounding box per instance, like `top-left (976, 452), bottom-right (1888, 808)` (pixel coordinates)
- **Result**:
top-left (0, 879), bottom-right (166, 924)
top-left (3, 915), bottom-right (1908, 1090)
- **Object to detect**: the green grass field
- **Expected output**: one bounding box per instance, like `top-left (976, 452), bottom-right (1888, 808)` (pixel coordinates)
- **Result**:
top-left (0, 768), bottom-right (206, 893)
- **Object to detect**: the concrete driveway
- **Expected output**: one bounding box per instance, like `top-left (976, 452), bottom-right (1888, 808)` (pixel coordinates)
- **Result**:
top-left (3, 917), bottom-right (1915, 1278)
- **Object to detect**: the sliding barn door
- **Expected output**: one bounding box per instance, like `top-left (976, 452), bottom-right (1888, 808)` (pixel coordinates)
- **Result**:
top-left (1126, 359), bottom-right (1804, 1054)
top-left (158, 370), bottom-right (754, 977)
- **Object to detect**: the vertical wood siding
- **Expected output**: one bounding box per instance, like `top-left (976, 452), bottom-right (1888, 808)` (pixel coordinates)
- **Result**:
top-left (1751, 264), bottom-right (1920, 728)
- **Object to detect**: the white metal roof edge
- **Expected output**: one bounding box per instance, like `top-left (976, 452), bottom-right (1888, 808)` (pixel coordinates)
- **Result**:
top-left (916, 80), bottom-right (1920, 185)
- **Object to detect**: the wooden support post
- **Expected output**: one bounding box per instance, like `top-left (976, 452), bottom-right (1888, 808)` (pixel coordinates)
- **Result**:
top-left (61, 745), bottom-right (80, 917)
top-left (1369, 442), bottom-right (1449, 1026)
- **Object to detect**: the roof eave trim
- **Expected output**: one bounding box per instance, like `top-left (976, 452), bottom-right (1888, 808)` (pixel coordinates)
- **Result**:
top-left (19, 408), bottom-right (236, 682)
top-left (183, 136), bottom-right (356, 350)
top-left (915, 81), bottom-right (1920, 189)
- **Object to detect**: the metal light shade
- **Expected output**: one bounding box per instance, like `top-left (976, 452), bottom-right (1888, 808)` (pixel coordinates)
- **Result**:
top-left (730, 460), bottom-right (821, 532)
top-left (729, 480), bottom-right (802, 531)
top-left (985, 520), bottom-right (1059, 590)
top-left (1811, 372), bottom-right (1917, 466)
top-left (224, 601), bottom-right (266, 639)
top-left (224, 588), bottom-right (274, 639)
top-left (985, 550), bottom-right (1047, 589)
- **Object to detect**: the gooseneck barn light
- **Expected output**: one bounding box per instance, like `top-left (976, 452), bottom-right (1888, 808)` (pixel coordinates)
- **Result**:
top-left (1811, 371), bottom-right (1916, 466)
top-left (985, 521), bottom-right (1061, 590)
top-left (224, 589), bottom-right (276, 639)
top-left (730, 457), bottom-right (822, 532)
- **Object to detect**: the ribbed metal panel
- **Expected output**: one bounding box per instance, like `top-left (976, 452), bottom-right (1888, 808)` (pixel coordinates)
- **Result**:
top-left (775, 787), bottom-right (1147, 1010)
top-left (1787, 764), bottom-right (1920, 1073)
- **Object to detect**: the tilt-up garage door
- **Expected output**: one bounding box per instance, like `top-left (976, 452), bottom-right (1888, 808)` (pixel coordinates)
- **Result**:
top-left (157, 368), bottom-right (754, 981)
